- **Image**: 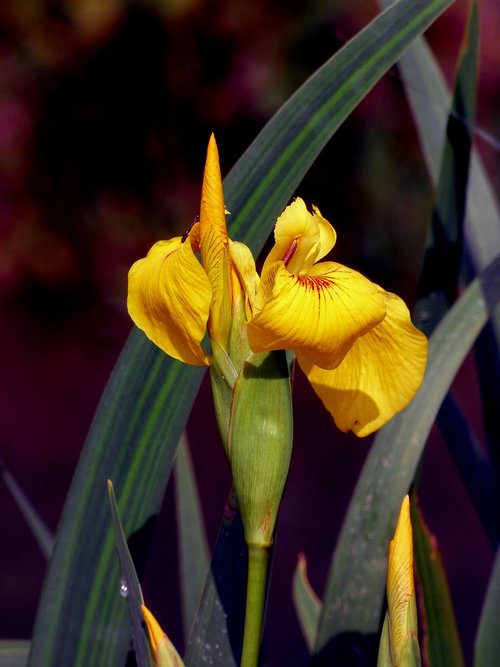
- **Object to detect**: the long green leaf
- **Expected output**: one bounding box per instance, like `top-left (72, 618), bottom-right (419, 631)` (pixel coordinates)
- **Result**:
top-left (315, 254), bottom-right (500, 660)
top-left (411, 491), bottom-right (465, 667)
top-left (409, 0), bottom-right (499, 545)
top-left (29, 333), bottom-right (203, 667)
top-left (184, 491), bottom-right (247, 667)
top-left (226, 0), bottom-right (456, 255)
top-left (107, 480), bottom-right (152, 667)
top-left (377, 0), bottom-right (500, 276)
top-left (174, 434), bottom-right (210, 641)
top-left (29, 0), bottom-right (456, 664)
top-left (0, 463), bottom-right (54, 560)
top-left (0, 641), bottom-right (30, 667)
top-left (377, 0), bottom-right (500, 475)
top-left (413, 0), bottom-right (477, 335)
top-left (437, 394), bottom-right (499, 546)
top-left (475, 545), bottom-right (500, 666)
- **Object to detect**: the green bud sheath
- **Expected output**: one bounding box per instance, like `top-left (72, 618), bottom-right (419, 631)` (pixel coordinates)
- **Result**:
top-left (228, 350), bottom-right (293, 548)
top-left (377, 613), bottom-right (392, 667)
top-left (209, 338), bottom-right (238, 454)
top-left (209, 283), bottom-right (252, 456)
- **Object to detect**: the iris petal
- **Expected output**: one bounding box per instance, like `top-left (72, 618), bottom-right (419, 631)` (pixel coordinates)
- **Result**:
top-left (298, 291), bottom-right (428, 436)
top-left (127, 238), bottom-right (212, 366)
top-left (312, 205), bottom-right (337, 261)
top-left (249, 260), bottom-right (386, 369)
top-left (262, 199), bottom-right (337, 276)
top-left (200, 134), bottom-right (228, 246)
top-left (198, 134), bottom-right (233, 345)
top-left (261, 199), bottom-right (315, 275)
top-left (200, 225), bottom-right (231, 341)
top-left (229, 239), bottom-right (260, 315)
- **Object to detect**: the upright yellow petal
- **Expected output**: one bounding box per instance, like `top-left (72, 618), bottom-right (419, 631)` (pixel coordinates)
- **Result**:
top-left (261, 198), bottom-right (336, 276)
top-left (298, 290), bottom-right (427, 436)
top-left (248, 261), bottom-right (386, 369)
top-left (200, 133), bottom-right (228, 245)
top-left (229, 239), bottom-right (260, 315)
top-left (312, 205), bottom-right (337, 262)
top-left (198, 134), bottom-right (232, 344)
top-left (127, 238), bottom-right (212, 366)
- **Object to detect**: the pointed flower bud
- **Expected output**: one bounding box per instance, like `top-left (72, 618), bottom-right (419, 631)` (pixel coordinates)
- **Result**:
top-left (141, 604), bottom-right (185, 667)
top-left (379, 495), bottom-right (421, 667)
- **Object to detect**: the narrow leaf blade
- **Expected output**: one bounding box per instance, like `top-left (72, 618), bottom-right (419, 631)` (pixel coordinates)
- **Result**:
top-left (0, 641), bottom-right (30, 667)
top-left (174, 434), bottom-right (210, 640)
top-left (184, 492), bottom-right (247, 667)
top-left (292, 554), bottom-right (321, 653)
top-left (29, 333), bottom-right (204, 667)
top-left (107, 480), bottom-right (152, 666)
top-left (475, 545), bottom-right (500, 666)
top-left (377, 0), bottom-right (500, 276)
top-left (226, 0), bottom-right (456, 256)
top-left (411, 491), bottom-right (465, 667)
top-left (0, 463), bottom-right (54, 560)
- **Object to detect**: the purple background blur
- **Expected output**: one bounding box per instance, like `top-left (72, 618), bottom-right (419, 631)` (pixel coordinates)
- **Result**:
top-left (1, 0), bottom-right (499, 664)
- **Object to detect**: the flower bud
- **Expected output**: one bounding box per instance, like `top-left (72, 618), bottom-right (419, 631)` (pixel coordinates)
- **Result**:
top-left (377, 496), bottom-right (421, 667)
top-left (141, 604), bottom-right (184, 667)
top-left (228, 350), bottom-right (293, 548)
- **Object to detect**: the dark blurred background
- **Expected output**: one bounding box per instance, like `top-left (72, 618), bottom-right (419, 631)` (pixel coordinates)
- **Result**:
top-left (1, 0), bottom-right (499, 664)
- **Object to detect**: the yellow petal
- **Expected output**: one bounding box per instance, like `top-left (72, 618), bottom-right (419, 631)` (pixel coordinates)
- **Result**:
top-left (262, 198), bottom-right (336, 275)
top-left (387, 496), bottom-right (416, 663)
top-left (229, 239), bottom-right (260, 315)
top-left (312, 205), bottom-right (337, 261)
top-left (248, 261), bottom-right (386, 369)
top-left (127, 238), bottom-right (212, 366)
top-left (198, 135), bottom-right (232, 344)
top-left (199, 133), bottom-right (228, 246)
top-left (141, 604), bottom-right (184, 667)
top-left (298, 291), bottom-right (428, 436)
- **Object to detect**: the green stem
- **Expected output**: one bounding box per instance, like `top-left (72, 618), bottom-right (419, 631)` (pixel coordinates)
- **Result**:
top-left (240, 545), bottom-right (269, 667)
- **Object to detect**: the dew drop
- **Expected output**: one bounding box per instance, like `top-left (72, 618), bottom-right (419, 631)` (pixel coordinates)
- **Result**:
top-left (120, 579), bottom-right (129, 598)
top-left (419, 309), bottom-right (430, 323)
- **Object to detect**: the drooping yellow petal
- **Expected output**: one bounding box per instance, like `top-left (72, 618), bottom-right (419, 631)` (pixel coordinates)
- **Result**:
top-left (298, 290), bottom-right (428, 436)
top-left (141, 604), bottom-right (184, 667)
top-left (262, 198), bottom-right (336, 276)
top-left (127, 238), bottom-right (212, 366)
top-left (248, 261), bottom-right (387, 369)
top-left (386, 496), bottom-right (418, 665)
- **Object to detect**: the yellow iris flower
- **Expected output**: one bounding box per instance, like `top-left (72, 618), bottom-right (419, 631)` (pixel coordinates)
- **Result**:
top-left (128, 135), bottom-right (427, 436)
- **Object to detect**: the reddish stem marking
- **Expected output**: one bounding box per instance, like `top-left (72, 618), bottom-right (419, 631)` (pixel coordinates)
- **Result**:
top-left (282, 238), bottom-right (299, 267)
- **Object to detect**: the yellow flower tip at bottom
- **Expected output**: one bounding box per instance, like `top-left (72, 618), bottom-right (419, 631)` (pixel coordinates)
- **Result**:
top-left (141, 604), bottom-right (185, 667)
top-left (387, 496), bottom-right (419, 665)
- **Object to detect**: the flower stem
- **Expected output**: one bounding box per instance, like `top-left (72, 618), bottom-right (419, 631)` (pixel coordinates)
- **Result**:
top-left (240, 545), bottom-right (269, 667)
